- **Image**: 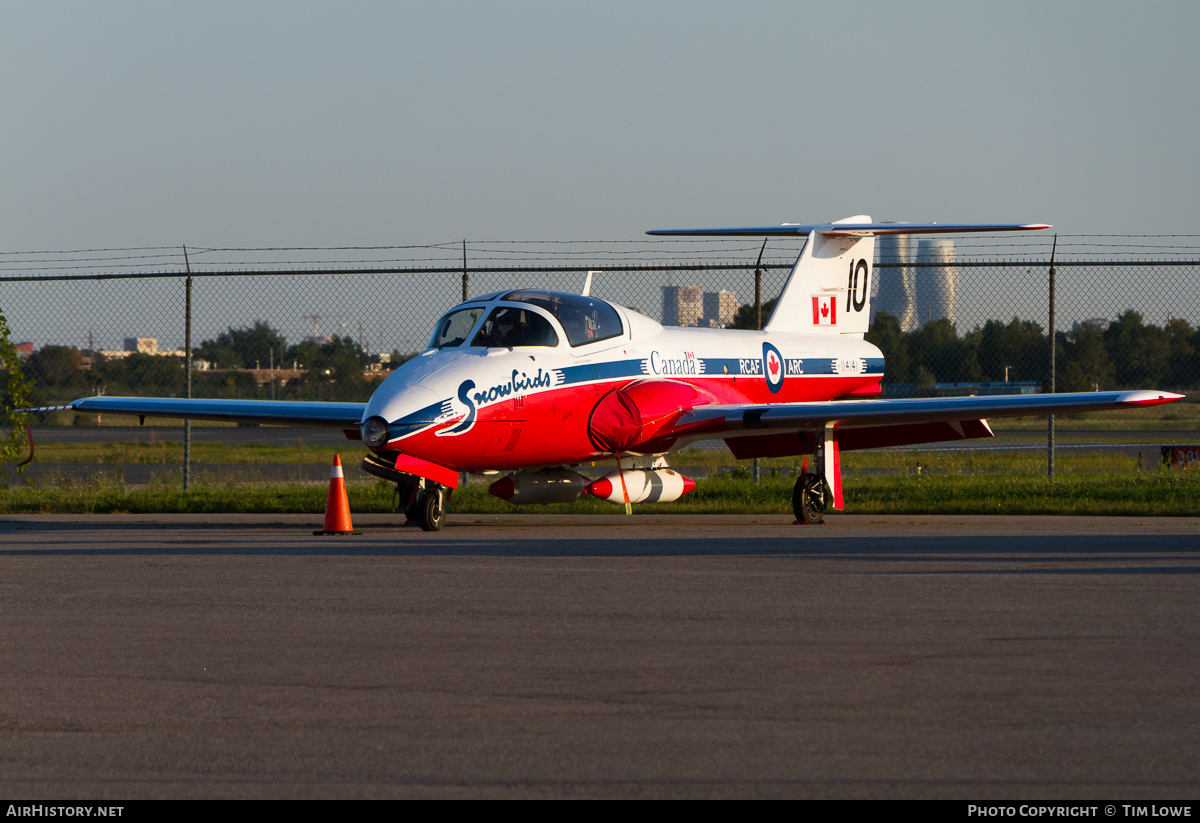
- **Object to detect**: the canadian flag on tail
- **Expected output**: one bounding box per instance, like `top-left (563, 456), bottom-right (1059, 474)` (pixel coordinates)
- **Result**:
top-left (812, 295), bottom-right (836, 326)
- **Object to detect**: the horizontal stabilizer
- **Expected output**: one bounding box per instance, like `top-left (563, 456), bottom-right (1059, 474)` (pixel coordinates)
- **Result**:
top-left (651, 218), bottom-right (1051, 337)
top-left (647, 222), bottom-right (1051, 237)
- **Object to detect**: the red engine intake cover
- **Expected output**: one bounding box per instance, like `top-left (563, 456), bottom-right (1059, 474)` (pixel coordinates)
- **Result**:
top-left (587, 379), bottom-right (721, 453)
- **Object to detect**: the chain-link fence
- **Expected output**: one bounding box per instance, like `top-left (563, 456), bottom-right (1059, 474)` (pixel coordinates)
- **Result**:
top-left (869, 260), bottom-right (1200, 398)
top-left (3, 240), bottom-right (1199, 433)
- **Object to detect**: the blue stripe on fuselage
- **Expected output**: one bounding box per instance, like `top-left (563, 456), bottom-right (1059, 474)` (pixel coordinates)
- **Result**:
top-left (388, 398), bottom-right (449, 438)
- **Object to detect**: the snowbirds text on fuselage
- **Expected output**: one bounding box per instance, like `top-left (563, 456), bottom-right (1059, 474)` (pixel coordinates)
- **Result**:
top-left (48, 217), bottom-right (1184, 530)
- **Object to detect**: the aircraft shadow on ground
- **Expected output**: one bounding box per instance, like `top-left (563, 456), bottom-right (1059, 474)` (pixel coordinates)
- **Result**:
top-left (0, 521), bottom-right (1198, 572)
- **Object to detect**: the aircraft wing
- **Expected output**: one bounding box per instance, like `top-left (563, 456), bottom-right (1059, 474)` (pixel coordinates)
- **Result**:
top-left (692, 390), bottom-right (1181, 432)
top-left (613, 388), bottom-right (1183, 456)
top-left (33, 396), bottom-right (368, 429)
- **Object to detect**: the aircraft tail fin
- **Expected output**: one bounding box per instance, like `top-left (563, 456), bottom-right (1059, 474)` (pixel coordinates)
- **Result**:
top-left (647, 219), bottom-right (1051, 336)
top-left (766, 215), bottom-right (877, 335)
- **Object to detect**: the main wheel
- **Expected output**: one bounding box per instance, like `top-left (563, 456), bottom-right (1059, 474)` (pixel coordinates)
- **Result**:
top-left (792, 473), bottom-right (828, 525)
top-left (415, 490), bottom-right (445, 532)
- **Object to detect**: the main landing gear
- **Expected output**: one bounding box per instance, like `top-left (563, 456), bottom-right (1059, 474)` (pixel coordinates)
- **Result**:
top-left (790, 426), bottom-right (840, 525)
top-left (792, 473), bottom-right (829, 525)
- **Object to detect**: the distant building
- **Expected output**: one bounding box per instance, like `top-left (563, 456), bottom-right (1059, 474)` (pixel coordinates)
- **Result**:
top-left (662, 285), bottom-right (703, 326)
top-left (97, 337), bottom-right (186, 361)
top-left (663, 285), bottom-right (737, 327)
top-left (703, 290), bottom-right (738, 328)
top-left (14, 342), bottom-right (33, 360)
top-left (872, 231), bottom-right (958, 329)
top-left (874, 230), bottom-right (918, 331)
top-left (914, 238), bottom-right (957, 327)
top-left (124, 337), bottom-right (158, 354)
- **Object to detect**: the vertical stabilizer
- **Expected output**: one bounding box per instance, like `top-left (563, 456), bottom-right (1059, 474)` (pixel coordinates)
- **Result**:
top-left (764, 215), bottom-right (875, 337)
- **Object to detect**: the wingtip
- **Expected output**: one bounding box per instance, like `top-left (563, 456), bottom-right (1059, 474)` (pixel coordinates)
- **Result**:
top-left (1121, 390), bottom-right (1185, 406)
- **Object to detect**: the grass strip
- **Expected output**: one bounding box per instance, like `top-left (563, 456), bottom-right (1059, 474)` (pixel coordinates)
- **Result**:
top-left (2, 471), bottom-right (1197, 517)
top-left (17, 441), bottom-right (1181, 475)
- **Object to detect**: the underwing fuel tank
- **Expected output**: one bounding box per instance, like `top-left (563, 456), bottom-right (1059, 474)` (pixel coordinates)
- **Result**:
top-left (585, 469), bottom-right (696, 505)
top-left (488, 468), bottom-right (592, 505)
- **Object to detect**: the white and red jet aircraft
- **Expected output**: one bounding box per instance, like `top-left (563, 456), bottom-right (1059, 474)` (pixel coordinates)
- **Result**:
top-left (54, 217), bottom-right (1183, 530)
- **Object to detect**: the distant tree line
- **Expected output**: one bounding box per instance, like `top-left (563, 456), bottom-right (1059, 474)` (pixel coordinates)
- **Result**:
top-left (865, 310), bottom-right (1197, 392)
top-left (15, 322), bottom-right (416, 408)
top-left (732, 302), bottom-right (1197, 391)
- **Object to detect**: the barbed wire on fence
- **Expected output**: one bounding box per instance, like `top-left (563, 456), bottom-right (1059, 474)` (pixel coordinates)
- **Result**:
top-left (4, 234), bottom-right (1200, 277)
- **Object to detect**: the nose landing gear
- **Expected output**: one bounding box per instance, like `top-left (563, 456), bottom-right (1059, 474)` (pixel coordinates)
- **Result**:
top-left (395, 481), bottom-right (446, 532)
top-left (409, 487), bottom-right (446, 532)
top-left (364, 452), bottom-right (452, 532)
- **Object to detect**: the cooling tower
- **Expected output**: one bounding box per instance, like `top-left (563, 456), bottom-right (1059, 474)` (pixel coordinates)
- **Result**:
top-left (914, 238), bottom-right (957, 327)
top-left (874, 229), bottom-right (917, 331)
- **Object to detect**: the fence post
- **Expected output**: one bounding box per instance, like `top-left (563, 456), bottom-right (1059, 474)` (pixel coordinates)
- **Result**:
top-left (1047, 235), bottom-right (1057, 483)
top-left (753, 239), bottom-right (766, 484)
top-left (183, 246), bottom-right (193, 491)
top-left (462, 239), bottom-right (468, 301)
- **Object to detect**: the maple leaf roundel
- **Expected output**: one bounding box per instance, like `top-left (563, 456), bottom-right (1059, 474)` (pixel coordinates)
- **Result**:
top-left (762, 342), bottom-right (784, 394)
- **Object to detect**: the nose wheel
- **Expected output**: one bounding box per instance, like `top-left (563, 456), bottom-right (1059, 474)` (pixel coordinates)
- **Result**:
top-left (396, 480), bottom-right (447, 532)
top-left (414, 489), bottom-right (445, 532)
top-left (404, 487), bottom-right (446, 532)
top-left (792, 473), bottom-right (828, 525)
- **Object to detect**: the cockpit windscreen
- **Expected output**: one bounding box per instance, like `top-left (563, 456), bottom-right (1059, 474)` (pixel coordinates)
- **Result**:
top-left (471, 306), bottom-right (560, 348)
top-left (502, 291), bottom-right (623, 347)
top-left (428, 306), bottom-right (486, 350)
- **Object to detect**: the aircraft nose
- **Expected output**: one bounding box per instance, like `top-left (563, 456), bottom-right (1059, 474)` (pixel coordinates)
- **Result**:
top-left (366, 382), bottom-right (434, 421)
top-left (364, 384), bottom-right (447, 446)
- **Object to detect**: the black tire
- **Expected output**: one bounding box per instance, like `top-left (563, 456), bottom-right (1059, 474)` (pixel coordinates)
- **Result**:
top-left (416, 490), bottom-right (445, 532)
top-left (792, 473), bottom-right (827, 524)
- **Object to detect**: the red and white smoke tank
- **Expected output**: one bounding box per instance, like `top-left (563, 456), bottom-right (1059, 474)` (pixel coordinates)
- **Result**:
top-left (585, 468), bottom-right (695, 505)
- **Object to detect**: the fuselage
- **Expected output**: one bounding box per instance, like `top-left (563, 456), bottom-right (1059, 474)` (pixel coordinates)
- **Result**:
top-left (361, 289), bottom-right (884, 472)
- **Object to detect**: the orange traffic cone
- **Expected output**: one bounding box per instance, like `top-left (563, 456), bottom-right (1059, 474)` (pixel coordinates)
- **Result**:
top-left (314, 455), bottom-right (359, 535)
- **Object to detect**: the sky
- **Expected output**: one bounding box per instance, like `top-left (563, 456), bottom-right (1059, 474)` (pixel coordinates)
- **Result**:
top-left (1, 1), bottom-right (1198, 350)
top-left (3, 0), bottom-right (1198, 252)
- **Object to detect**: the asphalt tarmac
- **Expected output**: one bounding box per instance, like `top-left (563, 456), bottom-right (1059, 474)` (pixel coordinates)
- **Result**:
top-left (2, 513), bottom-right (1199, 800)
